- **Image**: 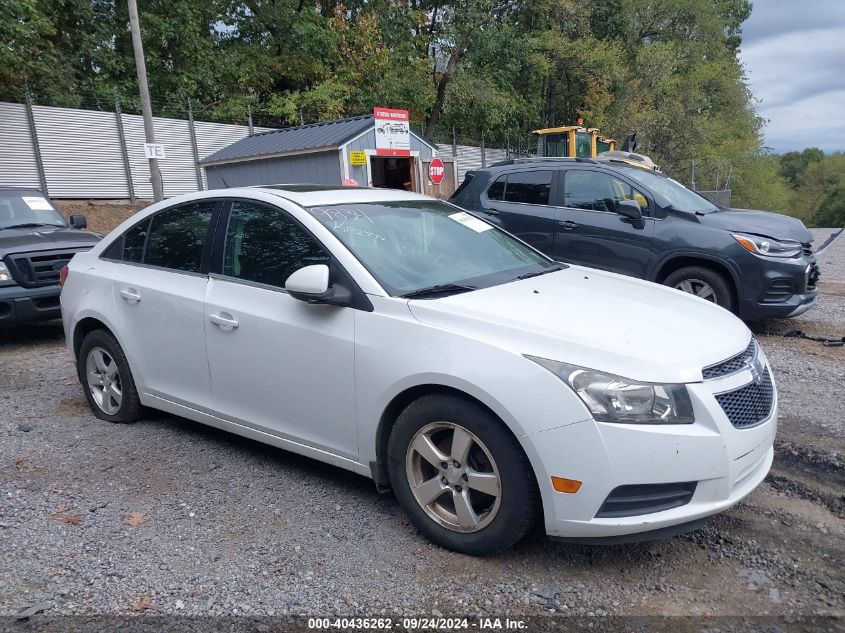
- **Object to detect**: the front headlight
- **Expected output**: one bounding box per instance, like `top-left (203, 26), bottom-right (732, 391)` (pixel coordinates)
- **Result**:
top-left (732, 233), bottom-right (802, 258)
top-left (526, 356), bottom-right (695, 424)
top-left (0, 262), bottom-right (15, 286)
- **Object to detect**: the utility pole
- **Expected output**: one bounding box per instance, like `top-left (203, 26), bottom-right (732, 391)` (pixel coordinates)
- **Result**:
top-left (127, 0), bottom-right (164, 202)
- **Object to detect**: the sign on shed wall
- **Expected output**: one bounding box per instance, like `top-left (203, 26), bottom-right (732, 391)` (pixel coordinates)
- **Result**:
top-left (373, 108), bottom-right (410, 156)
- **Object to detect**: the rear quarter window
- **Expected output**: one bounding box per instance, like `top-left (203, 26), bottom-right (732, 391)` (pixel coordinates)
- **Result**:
top-left (486, 175), bottom-right (506, 200)
top-left (450, 172), bottom-right (476, 202)
top-left (123, 220), bottom-right (149, 262)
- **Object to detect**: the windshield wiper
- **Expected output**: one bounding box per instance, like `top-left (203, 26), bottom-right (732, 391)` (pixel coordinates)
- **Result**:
top-left (401, 283), bottom-right (477, 299)
top-left (514, 264), bottom-right (564, 281)
top-left (1, 223), bottom-right (64, 230)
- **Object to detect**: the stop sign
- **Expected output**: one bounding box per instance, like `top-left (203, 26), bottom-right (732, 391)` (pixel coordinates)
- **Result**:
top-left (428, 158), bottom-right (445, 185)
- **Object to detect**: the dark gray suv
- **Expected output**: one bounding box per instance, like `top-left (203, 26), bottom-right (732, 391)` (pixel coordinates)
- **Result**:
top-left (450, 158), bottom-right (819, 320)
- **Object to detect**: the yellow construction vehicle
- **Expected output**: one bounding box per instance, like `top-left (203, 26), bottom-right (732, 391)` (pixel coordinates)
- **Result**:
top-left (532, 117), bottom-right (617, 158)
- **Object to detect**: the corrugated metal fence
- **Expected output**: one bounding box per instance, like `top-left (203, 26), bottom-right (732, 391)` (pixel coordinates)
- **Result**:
top-left (0, 101), bottom-right (271, 199)
top-left (436, 144), bottom-right (510, 182)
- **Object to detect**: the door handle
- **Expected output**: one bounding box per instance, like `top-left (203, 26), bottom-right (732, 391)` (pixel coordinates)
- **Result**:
top-left (558, 220), bottom-right (578, 230)
top-left (484, 208), bottom-right (501, 215)
top-left (119, 288), bottom-right (141, 303)
top-left (209, 313), bottom-right (239, 330)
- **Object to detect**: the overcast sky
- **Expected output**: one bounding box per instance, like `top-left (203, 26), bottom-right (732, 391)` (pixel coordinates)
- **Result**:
top-left (738, 1), bottom-right (845, 154)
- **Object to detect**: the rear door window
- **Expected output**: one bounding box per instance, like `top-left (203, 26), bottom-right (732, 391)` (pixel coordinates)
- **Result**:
top-left (140, 202), bottom-right (216, 272)
top-left (503, 171), bottom-right (553, 205)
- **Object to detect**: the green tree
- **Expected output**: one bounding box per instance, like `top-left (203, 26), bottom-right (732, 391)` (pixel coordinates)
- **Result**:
top-left (789, 153), bottom-right (845, 226)
top-left (814, 183), bottom-right (845, 227)
top-left (730, 153), bottom-right (791, 214)
top-left (0, 0), bottom-right (81, 104)
top-left (779, 148), bottom-right (824, 188)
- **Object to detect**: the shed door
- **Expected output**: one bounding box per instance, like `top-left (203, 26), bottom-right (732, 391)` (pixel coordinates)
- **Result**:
top-left (421, 159), bottom-right (457, 199)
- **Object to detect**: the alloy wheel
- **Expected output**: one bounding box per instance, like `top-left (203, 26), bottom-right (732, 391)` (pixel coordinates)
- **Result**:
top-left (405, 421), bottom-right (502, 533)
top-left (85, 347), bottom-right (122, 415)
top-left (674, 278), bottom-right (718, 303)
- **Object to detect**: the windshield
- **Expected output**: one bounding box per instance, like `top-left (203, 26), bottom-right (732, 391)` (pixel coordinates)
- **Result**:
top-left (306, 200), bottom-right (557, 296)
top-left (617, 167), bottom-right (718, 214)
top-left (0, 193), bottom-right (65, 229)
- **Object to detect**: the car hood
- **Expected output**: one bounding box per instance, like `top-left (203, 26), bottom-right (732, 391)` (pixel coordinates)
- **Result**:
top-left (701, 208), bottom-right (813, 243)
top-left (407, 266), bottom-right (751, 384)
top-left (0, 227), bottom-right (101, 259)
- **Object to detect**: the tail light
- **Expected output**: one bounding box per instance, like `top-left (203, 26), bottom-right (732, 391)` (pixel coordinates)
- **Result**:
top-left (59, 265), bottom-right (69, 288)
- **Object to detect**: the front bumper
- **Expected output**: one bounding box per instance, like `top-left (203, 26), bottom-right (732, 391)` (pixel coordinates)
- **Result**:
top-left (521, 355), bottom-right (777, 539)
top-left (0, 284), bottom-right (62, 327)
top-left (738, 255), bottom-right (819, 320)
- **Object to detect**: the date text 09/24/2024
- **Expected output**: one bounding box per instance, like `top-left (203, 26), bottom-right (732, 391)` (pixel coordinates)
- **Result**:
top-left (307, 617), bottom-right (527, 630)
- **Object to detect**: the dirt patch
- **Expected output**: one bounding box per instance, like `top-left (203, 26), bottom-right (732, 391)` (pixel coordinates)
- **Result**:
top-left (821, 280), bottom-right (845, 298)
top-left (54, 396), bottom-right (89, 415)
top-left (53, 199), bottom-right (151, 235)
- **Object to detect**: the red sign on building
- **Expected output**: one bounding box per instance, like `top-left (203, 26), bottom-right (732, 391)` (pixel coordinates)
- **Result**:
top-left (374, 108), bottom-right (411, 156)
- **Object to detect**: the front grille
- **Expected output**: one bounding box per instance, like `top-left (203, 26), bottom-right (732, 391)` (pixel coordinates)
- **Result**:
top-left (702, 339), bottom-right (756, 380)
top-left (801, 243), bottom-right (813, 256)
top-left (761, 278), bottom-right (794, 303)
top-left (596, 482), bottom-right (697, 518)
top-left (715, 367), bottom-right (774, 429)
top-left (5, 249), bottom-right (86, 288)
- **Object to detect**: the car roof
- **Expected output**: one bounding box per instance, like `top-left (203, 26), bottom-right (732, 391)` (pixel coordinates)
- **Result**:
top-left (0, 186), bottom-right (47, 196)
top-left (479, 157), bottom-right (651, 176)
top-left (247, 184), bottom-right (434, 207)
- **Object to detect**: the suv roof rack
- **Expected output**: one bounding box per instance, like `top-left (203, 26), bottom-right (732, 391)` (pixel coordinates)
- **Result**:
top-left (489, 157), bottom-right (598, 167)
top-left (595, 151), bottom-right (661, 172)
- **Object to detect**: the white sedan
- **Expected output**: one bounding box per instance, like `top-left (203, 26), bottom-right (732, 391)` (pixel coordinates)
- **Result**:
top-left (60, 185), bottom-right (776, 554)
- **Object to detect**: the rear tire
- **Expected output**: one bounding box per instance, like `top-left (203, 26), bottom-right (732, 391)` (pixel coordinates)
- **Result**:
top-left (387, 394), bottom-right (539, 555)
top-left (663, 266), bottom-right (735, 313)
top-left (77, 329), bottom-right (142, 424)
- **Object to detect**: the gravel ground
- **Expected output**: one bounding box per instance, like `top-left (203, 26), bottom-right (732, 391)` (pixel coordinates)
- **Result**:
top-left (0, 229), bottom-right (843, 623)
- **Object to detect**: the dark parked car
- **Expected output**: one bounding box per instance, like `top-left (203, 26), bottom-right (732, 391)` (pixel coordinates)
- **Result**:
top-left (450, 158), bottom-right (819, 320)
top-left (0, 187), bottom-right (99, 327)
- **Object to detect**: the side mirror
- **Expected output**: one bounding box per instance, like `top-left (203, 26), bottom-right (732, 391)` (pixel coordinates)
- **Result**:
top-left (68, 214), bottom-right (87, 230)
top-left (285, 264), bottom-right (331, 303)
top-left (616, 200), bottom-right (644, 229)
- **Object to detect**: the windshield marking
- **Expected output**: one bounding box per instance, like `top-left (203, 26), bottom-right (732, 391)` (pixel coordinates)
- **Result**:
top-left (21, 196), bottom-right (54, 211)
top-left (448, 211), bottom-right (493, 233)
top-left (311, 206), bottom-right (385, 242)
top-left (313, 206), bottom-right (374, 226)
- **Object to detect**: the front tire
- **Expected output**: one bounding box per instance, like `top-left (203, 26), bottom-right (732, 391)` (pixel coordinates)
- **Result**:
top-left (663, 265), bottom-right (735, 313)
top-left (387, 394), bottom-right (539, 555)
top-left (77, 329), bottom-right (142, 423)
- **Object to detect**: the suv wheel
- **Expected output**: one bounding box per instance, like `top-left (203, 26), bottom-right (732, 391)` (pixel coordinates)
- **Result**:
top-left (387, 394), bottom-right (538, 555)
top-left (77, 330), bottom-right (142, 423)
top-left (664, 266), bottom-right (735, 313)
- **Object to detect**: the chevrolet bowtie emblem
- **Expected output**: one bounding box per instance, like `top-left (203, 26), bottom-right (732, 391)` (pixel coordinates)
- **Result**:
top-left (747, 358), bottom-right (763, 384)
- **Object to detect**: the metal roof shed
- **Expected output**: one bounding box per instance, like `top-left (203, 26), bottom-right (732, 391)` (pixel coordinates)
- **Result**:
top-left (201, 114), bottom-right (438, 192)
